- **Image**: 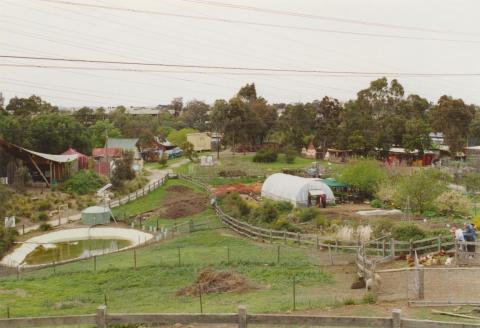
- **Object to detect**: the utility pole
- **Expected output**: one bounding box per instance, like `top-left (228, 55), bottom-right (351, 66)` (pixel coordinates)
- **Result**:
top-left (105, 128), bottom-right (109, 178)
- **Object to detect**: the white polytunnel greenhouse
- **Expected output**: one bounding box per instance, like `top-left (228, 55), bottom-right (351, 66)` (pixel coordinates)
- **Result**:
top-left (261, 173), bottom-right (335, 207)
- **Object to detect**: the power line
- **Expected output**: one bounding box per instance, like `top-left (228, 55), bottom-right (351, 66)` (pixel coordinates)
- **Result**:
top-left (32, 0), bottom-right (480, 44)
top-left (180, 0), bottom-right (479, 37)
top-left (1, 55), bottom-right (479, 77)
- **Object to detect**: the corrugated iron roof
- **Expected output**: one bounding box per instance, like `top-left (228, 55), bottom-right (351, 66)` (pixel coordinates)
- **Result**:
top-left (105, 138), bottom-right (138, 150)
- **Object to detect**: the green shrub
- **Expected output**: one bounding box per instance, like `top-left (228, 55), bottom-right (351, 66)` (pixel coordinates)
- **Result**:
top-left (251, 201), bottom-right (279, 223)
top-left (297, 207), bottom-right (319, 222)
top-left (221, 192), bottom-right (250, 218)
top-left (36, 199), bottom-right (52, 211)
top-left (371, 218), bottom-right (394, 238)
top-left (370, 199), bottom-right (382, 208)
top-left (338, 160), bottom-right (387, 198)
top-left (158, 153), bottom-right (168, 167)
top-left (284, 146), bottom-right (297, 164)
top-left (362, 292), bottom-right (377, 304)
top-left (272, 201), bottom-right (293, 213)
top-left (0, 227), bottom-right (17, 258)
top-left (434, 191), bottom-right (471, 217)
top-left (315, 216), bottom-right (330, 229)
top-left (63, 170), bottom-right (104, 195)
top-left (272, 218), bottom-right (300, 232)
top-left (39, 223), bottom-right (52, 231)
top-left (35, 212), bottom-right (49, 222)
top-left (253, 149), bottom-right (278, 163)
top-left (343, 298), bottom-right (356, 305)
top-left (392, 222), bottom-right (426, 241)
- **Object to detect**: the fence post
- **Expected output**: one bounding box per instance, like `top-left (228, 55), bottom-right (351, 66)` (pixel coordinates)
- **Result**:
top-left (133, 249), bottom-right (137, 269)
top-left (392, 309), bottom-right (401, 328)
top-left (292, 275), bottom-right (296, 311)
top-left (96, 305), bottom-right (107, 328)
top-left (316, 235), bottom-right (319, 250)
top-left (335, 239), bottom-right (338, 253)
top-left (189, 220), bottom-right (194, 233)
top-left (269, 230), bottom-right (272, 244)
top-left (454, 239), bottom-right (459, 266)
top-left (227, 246), bottom-right (230, 264)
top-left (238, 305), bottom-right (247, 328)
top-left (328, 245), bottom-right (333, 265)
top-left (277, 245), bottom-right (280, 264)
top-left (178, 247), bottom-right (181, 266)
top-left (297, 232), bottom-right (300, 245)
top-left (409, 239), bottom-right (413, 256)
top-left (382, 240), bottom-right (386, 257)
top-left (16, 266), bottom-right (19, 280)
top-left (284, 231), bottom-right (287, 245)
top-left (417, 268), bottom-right (424, 300)
top-left (437, 235), bottom-right (442, 252)
top-left (93, 256), bottom-right (97, 272)
top-left (390, 238), bottom-right (395, 258)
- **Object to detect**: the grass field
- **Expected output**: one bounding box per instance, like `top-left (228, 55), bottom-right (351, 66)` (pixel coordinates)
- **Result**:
top-left (0, 227), bottom-right (333, 318)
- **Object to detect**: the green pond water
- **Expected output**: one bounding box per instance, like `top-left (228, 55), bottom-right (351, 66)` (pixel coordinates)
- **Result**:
top-left (24, 239), bottom-right (132, 265)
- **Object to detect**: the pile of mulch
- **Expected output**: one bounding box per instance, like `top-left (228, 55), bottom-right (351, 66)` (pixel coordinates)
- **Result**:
top-left (213, 183), bottom-right (262, 196)
top-left (159, 186), bottom-right (208, 219)
top-left (176, 269), bottom-right (257, 296)
top-left (218, 169), bottom-right (247, 177)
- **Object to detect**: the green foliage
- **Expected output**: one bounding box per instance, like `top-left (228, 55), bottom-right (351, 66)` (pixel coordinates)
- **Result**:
top-left (370, 199), bottom-right (383, 208)
top-left (315, 215), bottom-right (330, 229)
top-left (35, 199), bottom-right (52, 211)
top-left (362, 292), bottom-right (377, 304)
top-left (167, 128), bottom-right (198, 147)
top-left (272, 201), bottom-right (293, 213)
top-left (343, 298), bottom-right (356, 305)
top-left (0, 185), bottom-right (11, 218)
top-left (395, 169), bottom-right (447, 213)
top-left (375, 182), bottom-right (397, 208)
top-left (462, 172), bottom-right (480, 193)
top-left (221, 192), bottom-right (250, 218)
top-left (296, 207), bottom-right (319, 222)
top-left (434, 191), bottom-right (471, 217)
top-left (0, 227), bottom-right (17, 258)
top-left (253, 149), bottom-right (278, 163)
top-left (182, 141), bottom-right (197, 162)
top-left (158, 152), bottom-right (168, 167)
top-left (391, 222), bottom-right (426, 241)
top-left (371, 218), bottom-right (395, 238)
top-left (88, 120), bottom-right (122, 148)
top-left (272, 218), bottom-right (300, 232)
top-left (338, 160), bottom-right (386, 198)
top-left (111, 152), bottom-right (135, 190)
top-left (13, 166), bottom-right (32, 193)
top-left (283, 146), bottom-right (297, 164)
top-left (62, 170), bottom-right (104, 195)
top-left (34, 212), bottom-right (49, 222)
top-left (39, 223), bottom-right (52, 231)
top-left (250, 201), bottom-right (279, 223)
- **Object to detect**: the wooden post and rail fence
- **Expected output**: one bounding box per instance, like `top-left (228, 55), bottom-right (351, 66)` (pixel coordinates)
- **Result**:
top-left (1, 305), bottom-right (479, 328)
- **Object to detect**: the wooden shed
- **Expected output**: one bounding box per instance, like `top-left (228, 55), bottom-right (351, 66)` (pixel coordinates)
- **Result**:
top-left (0, 139), bottom-right (78, 187)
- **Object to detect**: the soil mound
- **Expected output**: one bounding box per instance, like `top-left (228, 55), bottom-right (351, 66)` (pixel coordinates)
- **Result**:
top-left (177, 269), bottom-right (256, 296)
top-left (160, 186), bottom-right (208, 219)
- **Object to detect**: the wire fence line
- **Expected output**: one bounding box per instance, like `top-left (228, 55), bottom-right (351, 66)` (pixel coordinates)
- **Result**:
top-left (178, 174), bottom-right (480, 305)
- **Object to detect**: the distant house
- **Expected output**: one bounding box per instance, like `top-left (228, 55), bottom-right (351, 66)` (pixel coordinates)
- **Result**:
top-left (187, 132), bottom-right (222, 151)
top-left (429, 132), bottom-right (445, 146)
top-left (125, 107), bottom-right (161, 116)
top-left (92, 138), bottom-right (143, 176)
top-left (301, 143), bottom-right (317, 159)
top-left (140, 137), bottom-right (178, 162)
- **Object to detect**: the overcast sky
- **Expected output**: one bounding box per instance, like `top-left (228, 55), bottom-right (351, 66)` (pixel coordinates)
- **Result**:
top-left (1, 0), bottom-right (479, 108)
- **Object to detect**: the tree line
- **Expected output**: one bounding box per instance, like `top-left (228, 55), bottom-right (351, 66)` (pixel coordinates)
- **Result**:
top-left (0, 77), bottom-right (479, 156)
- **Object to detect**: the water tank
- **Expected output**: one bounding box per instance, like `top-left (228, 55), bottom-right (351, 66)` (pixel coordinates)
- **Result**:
top-left (81, 206), bottom-right (111, 225)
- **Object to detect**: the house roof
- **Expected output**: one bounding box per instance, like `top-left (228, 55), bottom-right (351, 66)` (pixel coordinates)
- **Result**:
top-left (92, 148), bottom-right (123, 157)
top-left (105, 138), bottom-right (138, 150)
top-left (62, 147), bottom-right (87, 158)
top-left (0, 139), bottom-right (78, 163)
